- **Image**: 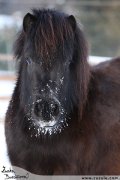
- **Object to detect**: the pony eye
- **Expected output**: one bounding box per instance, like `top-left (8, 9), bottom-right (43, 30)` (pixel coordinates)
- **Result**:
top-left (26, 57), bottom-right (32, 65)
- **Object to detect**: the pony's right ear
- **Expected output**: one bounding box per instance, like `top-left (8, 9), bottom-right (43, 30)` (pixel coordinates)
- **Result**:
top-left (23, 13), bottom-right (36, 32)
top-left (68, 15), bottom-right (76, 31)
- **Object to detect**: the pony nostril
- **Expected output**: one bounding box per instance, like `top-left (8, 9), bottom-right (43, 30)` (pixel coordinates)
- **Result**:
top-left (51, 103), bottom-right (59, 117)
top-left (34, 99), bottom-right (59, 121)
top-left (34, 101), bottom-right (42, 117)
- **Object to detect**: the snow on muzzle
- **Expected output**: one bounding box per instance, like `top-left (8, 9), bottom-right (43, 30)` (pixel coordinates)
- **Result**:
top-left (34, 98), bottom-right (60, 121)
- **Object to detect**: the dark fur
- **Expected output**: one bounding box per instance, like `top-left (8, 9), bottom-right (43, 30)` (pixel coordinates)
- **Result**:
top-left (5, 9), bottom-right (120, 175)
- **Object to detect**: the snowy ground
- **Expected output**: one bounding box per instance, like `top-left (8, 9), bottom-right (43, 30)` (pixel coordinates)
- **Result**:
top-left (0, 56), bottom-right (111, 179)
top-left (0, 80), bottom-right (14, 177)
top-left (0, 122), bottom-right (10, 164)
top-left (0, 78), bottom-right (15, 177)
top-left (0, 80), bottom-right (15, 120)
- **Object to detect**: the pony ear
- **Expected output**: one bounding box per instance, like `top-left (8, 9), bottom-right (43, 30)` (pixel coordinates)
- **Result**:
top-left (68, 15), bottom-right (76, 31)
top-left (23, 13), bottom-right (36, 32)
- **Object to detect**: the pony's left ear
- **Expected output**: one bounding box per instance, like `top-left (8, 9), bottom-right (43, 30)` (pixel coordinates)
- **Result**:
top-left (23, 13), bottom-right (36, 32)
top-left (67, 15), bottom-right (76, 31)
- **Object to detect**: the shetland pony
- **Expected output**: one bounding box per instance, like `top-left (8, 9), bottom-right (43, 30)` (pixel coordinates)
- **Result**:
top-left (5, 9), bottom-right (120, 175)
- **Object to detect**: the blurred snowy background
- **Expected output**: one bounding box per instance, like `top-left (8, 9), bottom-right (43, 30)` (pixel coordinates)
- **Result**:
top-left (0, 0), bottom-right (120, 178)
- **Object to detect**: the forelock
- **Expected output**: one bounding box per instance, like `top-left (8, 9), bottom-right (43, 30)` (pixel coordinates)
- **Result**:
top-left (31, 9), bottom-right (74, 60)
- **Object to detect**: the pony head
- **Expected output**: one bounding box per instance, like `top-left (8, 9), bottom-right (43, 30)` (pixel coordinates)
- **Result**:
top-left (15, 9), bottom-right (90, 136)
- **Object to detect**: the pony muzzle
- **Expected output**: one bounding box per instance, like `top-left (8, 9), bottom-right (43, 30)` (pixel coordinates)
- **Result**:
top-left (34, 98), bottom-right (60, 121)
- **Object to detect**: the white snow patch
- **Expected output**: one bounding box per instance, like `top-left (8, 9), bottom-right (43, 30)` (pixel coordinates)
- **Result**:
top-left (89, 56), bottom-right (111, 65)
top-left (0, 123), bottom-right (11, 168)
top-left (0, 80), bottom-right (15, 97)
top-left (0, 101), bottom-right (9, 119)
